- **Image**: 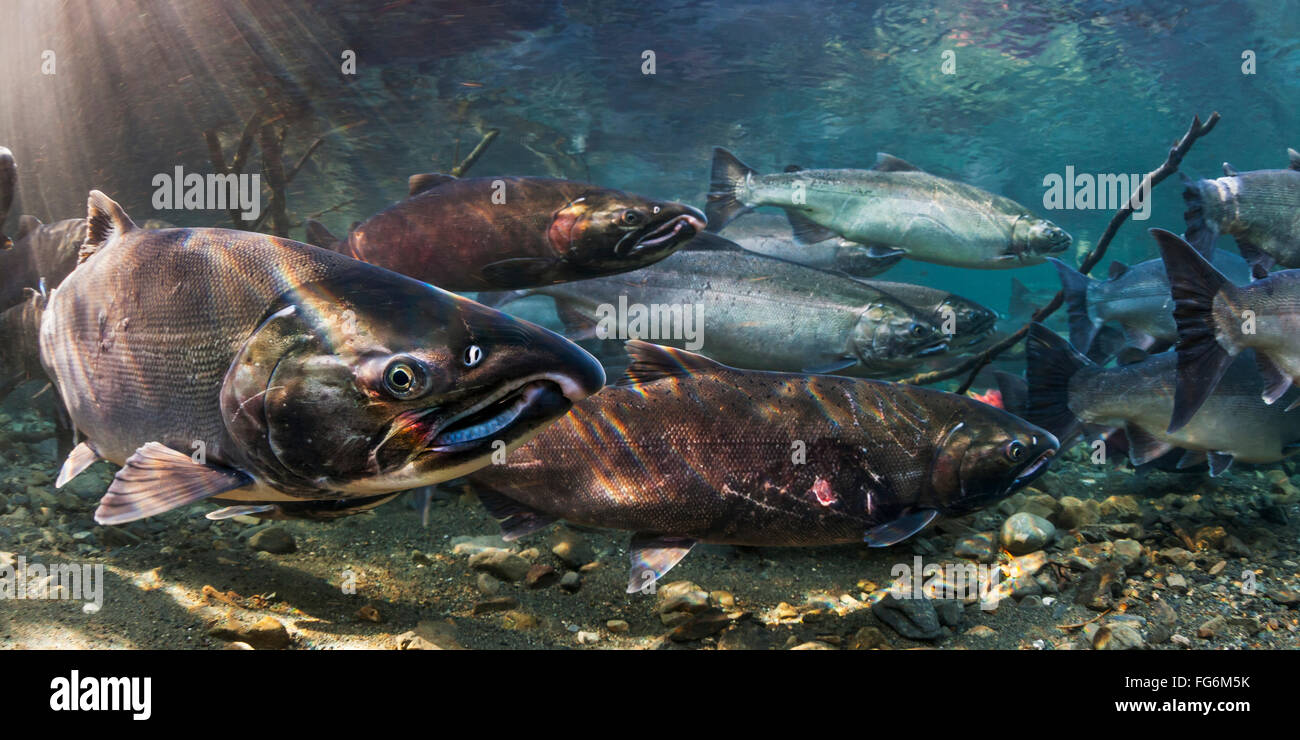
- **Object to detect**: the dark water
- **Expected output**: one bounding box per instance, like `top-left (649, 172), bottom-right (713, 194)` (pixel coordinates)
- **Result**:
top-left (3, 0), bottom-right (1297, 312)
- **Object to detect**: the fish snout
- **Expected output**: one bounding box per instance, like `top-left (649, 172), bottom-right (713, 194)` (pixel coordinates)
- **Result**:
top-left (625, 204), bottom-right (708, 256)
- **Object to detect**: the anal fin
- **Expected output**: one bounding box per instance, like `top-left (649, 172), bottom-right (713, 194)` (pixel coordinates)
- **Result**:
top-left (1207, 451), bottom-right (1234, 477)
top-left (1125, 424), bottom-right (1175, 467)
top-left (95, 442), bottom-right (254, 525)
top-left (627, 533), bottom-right (696, 594)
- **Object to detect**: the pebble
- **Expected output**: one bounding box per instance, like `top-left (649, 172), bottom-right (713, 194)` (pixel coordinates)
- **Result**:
top-left (1166, 573), bottom-right (1188, 591)
top-left (356, 605), bottom-right (383, 623)
top-left (549, 529), bottom-right (596, 569)
top-left (790, 640), bottom-right (836, 650)
top-left (1197, 615), bottom-right (1228, 639)
top-left (668, 607), bottom-right (732, 642)
top-left (606, 619), bottom-right (630, 633)
top-left (1099, 495), bottom-right (1142, 522)
top-left (476, 573), bottom-right (501, 595)
top-left (1056, 496), bottom-right (1101, 529)
top-left (847, 626), bottom-right (891, 650)
top-left (524, 564), bottom-right (559, 589)
top-left (1000, 512), bottom-right (1055, 554)
top-left (473, 596), bottom-right (520, 615)
top-left (965, 625), bottom-right (997, 639)
top-left (449, 535), bottom-right (513, 555)
top-left (411, 549), bottom-right (433, 566)
top-left (209, 616), bottom-right (291, 650)
top-left (657, 581), bottom-right (710, 621)
top-left (468, 549), bottom-right (531, 582)
top-left (954, 533), bottom-right (997, 563)
top-left (1074, 562), bottom-right (1125, 611)
top-left (576, 631), bottom-right (600, 645)
top-left (709, 590), bottom-right (736, 609)
top-left (501, 611), bottom-right (540, 630)
top-left (559, 571), bottom-right (582, 592)
top-left (872, 592), bottom-right (943, 641)
top-left (1112, 539), bottom-right (1144, 569)
top-left (1019, 493), bottom-right (1061, 521)
top-left (1158, 547), bottom-right (1194, 568)
top-left (1094, 623), bottom-right (1145, 650)
top-left (248, 527), bottom-right (296, 554)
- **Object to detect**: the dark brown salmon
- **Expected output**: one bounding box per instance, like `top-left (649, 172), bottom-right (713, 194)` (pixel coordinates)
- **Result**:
top-left (306, 174), bottom-right (706, 291)
top-left (465, 341), bottom-right (1058, 591)
top-left (41, 191), bottom-right (606, 525)
top-left (0, 217), bottom-right (85, 310)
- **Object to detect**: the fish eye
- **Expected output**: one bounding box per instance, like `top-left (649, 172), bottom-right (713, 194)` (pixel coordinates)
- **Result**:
top-left (1006, 440), bottom-right (1026, 462)
top-left (652, 206), bottom-right (661, 215)
top-left (910, 323), bottom-right (929, 337)
top-left (620, 209), bottom-right (645, 227)
top-left (463, 344), bottom-right (484, 367)
top-left (383, 359), bottom-right (425, 398)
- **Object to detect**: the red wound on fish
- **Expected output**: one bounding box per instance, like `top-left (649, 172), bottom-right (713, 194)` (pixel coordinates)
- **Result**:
top-left (810, 477), bottom-right (836, 506)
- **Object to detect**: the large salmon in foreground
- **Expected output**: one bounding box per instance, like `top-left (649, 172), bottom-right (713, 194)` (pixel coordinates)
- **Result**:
top-left (39, 191), bottom-right (606, 524)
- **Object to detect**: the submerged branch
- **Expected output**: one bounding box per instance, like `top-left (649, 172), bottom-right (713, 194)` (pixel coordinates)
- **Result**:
top-left (899, 112), bottom-right (1221, 393)
top-left (450, 128), bottom-right (499, 177)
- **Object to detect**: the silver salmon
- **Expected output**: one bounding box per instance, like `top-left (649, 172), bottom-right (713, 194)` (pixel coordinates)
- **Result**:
top-left (707, 147), bottom-right (1071, 269)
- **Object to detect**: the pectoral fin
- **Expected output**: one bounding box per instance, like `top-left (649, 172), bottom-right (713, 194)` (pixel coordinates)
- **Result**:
top-left (626, 533), bottom-right (696, 593)
top-left (479, 258), bottom-right (564, 288)
top-left (94, 442), bottom-right (253, 525)
top-left (785, 209), bottom-right (838, 244)
top-left (864, 508), bottom-right (938, 547)
top-left (473, 486), bottom-right (556, 541)
top-left (1256, 352), bottom-right (1293, 405)
top-left (803, 356), bottom-right (858, 374)
top-left (56, 441), bottom-right (102, 487)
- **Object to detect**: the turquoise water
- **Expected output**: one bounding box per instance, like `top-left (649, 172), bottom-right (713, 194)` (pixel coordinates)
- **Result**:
top-left (3, 0), bottom-right (1298, 313)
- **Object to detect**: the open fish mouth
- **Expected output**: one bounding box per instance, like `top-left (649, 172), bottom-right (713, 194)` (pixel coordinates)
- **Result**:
top-left (1012, 448), bottom-right (1056, 488)
top-left (429, 379), bottom-right (569, 451)
top-left (619, 212), bottom-right (707, 256)
top-left (915, 339), bottom-right (950, 357)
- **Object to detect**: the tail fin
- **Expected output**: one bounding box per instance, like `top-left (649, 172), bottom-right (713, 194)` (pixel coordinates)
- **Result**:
top-left (1152, 228), bottom-right (1237, 432)
top-left (304, 219), bottom-right (342, 251)
top-left (706, 147), bottom-right (757, 230)
top-left (1181, 173), bottom-right (1218, 255)
top-left (1025, 323), bottom-right (1092, 443)
top-left (992, 370), bottom-right (1029, 417)
top-left (1048, 257), bottom-right (1101, 354)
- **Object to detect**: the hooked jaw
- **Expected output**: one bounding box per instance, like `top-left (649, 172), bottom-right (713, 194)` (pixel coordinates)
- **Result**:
top-left (615, 206), bottom-right (707, 257)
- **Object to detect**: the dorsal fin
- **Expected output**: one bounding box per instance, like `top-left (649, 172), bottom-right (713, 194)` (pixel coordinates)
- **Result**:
top-left (15, 215), bottom-right (41, 241)
top-left (80, 190), bottom-right (135, 263)
top-left (1222, 162), bottom-right (1238, 176)
top-left (303, 219), bottom-right (340, 250)
top-left (1288, 148), bottom-right (1300, 171)
top-left (616, 340), bottom-right (729, 386)
top-left (408, 173), bottom-right (457, 196)
top-left (873, 153), bottom-right (922, 173)
top-left (1108, 261), bottom-right (1128, 279)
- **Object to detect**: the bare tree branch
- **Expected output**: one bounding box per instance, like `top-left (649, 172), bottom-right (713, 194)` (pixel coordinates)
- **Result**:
top-left (898, 112), bottom-right (1221, 393)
